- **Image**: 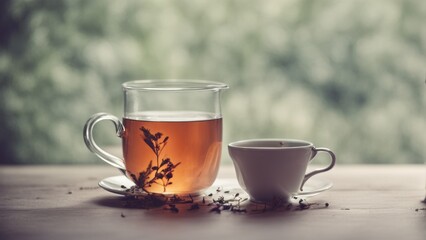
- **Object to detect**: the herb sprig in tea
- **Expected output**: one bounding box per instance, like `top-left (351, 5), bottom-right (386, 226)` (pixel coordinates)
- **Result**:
top-left (129, 127), bottom-right (180, 193)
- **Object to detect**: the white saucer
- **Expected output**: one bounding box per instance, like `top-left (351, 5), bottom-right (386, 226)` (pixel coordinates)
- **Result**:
top-left (99, 176), bottom-right (332, 199)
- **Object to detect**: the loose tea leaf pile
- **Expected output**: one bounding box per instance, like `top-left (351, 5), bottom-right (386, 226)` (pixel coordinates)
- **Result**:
top-left (120, 184), bottom-right (329, 214)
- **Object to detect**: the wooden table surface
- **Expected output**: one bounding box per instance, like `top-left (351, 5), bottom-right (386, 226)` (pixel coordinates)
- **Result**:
top-left (0, 165), bottom-right (425, 240)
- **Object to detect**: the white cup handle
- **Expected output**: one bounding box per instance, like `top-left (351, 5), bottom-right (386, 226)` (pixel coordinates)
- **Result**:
top-left (300, 147), bottom-right (336, 191)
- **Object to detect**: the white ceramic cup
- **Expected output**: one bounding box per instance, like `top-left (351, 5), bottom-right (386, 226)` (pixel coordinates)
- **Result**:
top-left (228, 139), bottom-right (336, 202)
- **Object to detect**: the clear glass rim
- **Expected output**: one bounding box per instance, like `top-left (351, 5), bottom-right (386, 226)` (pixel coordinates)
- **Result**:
top-left (122, 79), bottom-right (228, 91)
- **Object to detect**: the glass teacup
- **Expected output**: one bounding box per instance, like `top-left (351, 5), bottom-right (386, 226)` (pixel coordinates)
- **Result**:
top-left (84, 80), bottom-right (228, 195)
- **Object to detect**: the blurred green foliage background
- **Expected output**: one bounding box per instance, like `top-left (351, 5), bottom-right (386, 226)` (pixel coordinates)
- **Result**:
top-left (0, 0), bottom-right (425, 164)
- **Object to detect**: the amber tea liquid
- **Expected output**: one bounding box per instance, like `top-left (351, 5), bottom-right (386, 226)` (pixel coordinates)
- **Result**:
top-left (123, 111), bottom-right (222, 194)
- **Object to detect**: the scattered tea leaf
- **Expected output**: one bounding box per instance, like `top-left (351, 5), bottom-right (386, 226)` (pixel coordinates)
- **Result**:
top-left (210, 205), bottom-right (221, 214)
top-left (188, 203), bottom-right (200, 211)
top-left (79, 186), bottom-right (99, 190)
top-left (165, 204), bottom-right (179, 213)
top-left (232, 209), bottom-right (247, 213)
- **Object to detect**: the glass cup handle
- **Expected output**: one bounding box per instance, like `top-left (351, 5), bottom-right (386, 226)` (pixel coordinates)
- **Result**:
top-left (83, 113), bottom-right (126, 173)
top-left (300, 147), bottom-right (336, 191)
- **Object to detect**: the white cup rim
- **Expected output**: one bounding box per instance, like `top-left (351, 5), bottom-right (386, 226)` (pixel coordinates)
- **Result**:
top-left (228, 138), bottom-right (314, 150)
